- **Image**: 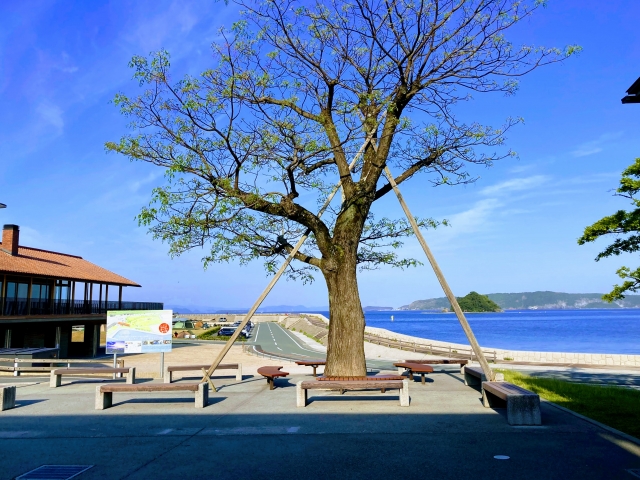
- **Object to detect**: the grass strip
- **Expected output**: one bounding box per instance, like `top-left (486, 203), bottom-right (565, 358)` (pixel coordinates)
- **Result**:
top-left (499, 369), bottom-right (640, 439)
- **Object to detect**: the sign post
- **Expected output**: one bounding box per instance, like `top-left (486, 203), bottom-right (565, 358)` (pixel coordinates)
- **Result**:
top-left (106, 310), bottom-right (173, 376)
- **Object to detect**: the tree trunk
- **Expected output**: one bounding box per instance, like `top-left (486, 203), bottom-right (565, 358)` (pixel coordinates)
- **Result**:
top-left (323, 253), bottom-right (367, 377)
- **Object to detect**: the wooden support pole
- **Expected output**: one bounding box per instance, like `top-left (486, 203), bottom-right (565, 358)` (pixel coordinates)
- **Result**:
top-left (118, 286), bottom-right (122, 310)
top-left (382, 166), bottom-right (495, 381)
top-left (201, 138), bottom-right (372, 383)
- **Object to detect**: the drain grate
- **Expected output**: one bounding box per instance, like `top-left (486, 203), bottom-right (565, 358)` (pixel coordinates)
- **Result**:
top-left (628, 469), bottom-right (640, 479)
top-left (16, 465), bottom-right (93, 480)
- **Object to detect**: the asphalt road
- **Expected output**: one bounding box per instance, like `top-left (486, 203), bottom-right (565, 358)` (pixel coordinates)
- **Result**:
top-left (247, 322), bottom-right (399, 371)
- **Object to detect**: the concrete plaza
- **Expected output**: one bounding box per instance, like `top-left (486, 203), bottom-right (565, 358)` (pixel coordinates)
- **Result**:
top-left (1, 366), bottom-right (640, 480)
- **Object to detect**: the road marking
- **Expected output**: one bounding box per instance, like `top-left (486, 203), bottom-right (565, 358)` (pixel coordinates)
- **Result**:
top-left (154, 428), bottom-right (201, 436)
top-left (0, 431), bottom-right (41, 438)
top-left (199, 426), bottom-right (300, 436)
top-left (272, 323), bottom-right (326, 355)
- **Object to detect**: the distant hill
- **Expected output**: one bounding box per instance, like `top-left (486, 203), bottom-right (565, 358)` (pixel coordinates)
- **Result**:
top-left (400, 291), bottom-right (640, 310)
top-left (164, 304), bottom-right (329, 313)
top-left (363, 306), bottom-right (394, 311)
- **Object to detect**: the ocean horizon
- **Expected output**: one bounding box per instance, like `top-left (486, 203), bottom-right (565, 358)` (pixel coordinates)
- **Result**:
top-left (312, 308), bottom-right (640, 355)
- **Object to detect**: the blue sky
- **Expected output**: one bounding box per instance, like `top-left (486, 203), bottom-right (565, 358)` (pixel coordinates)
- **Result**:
top-left (1, 0), bottom-right (639, 309)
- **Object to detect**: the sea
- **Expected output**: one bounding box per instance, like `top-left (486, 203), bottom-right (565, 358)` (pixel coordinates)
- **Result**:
top-left (317, 309), bottom-right (640, 355)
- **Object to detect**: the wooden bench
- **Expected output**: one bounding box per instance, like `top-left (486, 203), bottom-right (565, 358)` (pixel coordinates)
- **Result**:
top-left (462, 365), bottom-right (504, 387)
top-left (394, 362), bottom-right (434, 384)
top-left (164, 364), bottom-right (242, 383)
top-left (403, 358), bottom-right (469, 373)
top-left (50, 367), bottom-right (136, 388)
top-left (1, 385), bottom-right (16, 411)
top-left (297, 379), bottom-right (409, 407)
top-left (463, 365), bottom-right (485, 386)
top-left (317, 375), bottom-right (405, 393)
top-left (482, 381), bottom-right (541, 425)
top-left (95, 383), bottom-right (208, 410)
top-left (257, 366), bottom-right (289, 390)
top-left (295, 360), bottom-right (326, 377)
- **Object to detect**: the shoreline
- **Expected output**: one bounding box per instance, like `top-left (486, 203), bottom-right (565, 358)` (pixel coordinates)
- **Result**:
top-left (178, 311), bottom-right (640, 367)
top-left (308, 314), bottom-right (640, 367)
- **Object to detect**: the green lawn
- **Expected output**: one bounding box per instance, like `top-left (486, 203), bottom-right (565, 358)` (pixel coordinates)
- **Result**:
top-left (499, 369), bottom-right (640, 439)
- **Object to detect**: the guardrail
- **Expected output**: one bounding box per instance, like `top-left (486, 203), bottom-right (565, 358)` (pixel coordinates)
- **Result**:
top-left (0, 357), bottom-right (125, 376)
top-left (302, 315), bottom-right (498, 362)
top-left (363, 336), bottom-right (498, 362)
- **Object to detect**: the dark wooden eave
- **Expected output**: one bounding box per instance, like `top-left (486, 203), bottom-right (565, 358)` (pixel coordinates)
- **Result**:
top-left (622, 76), bottom-right (640, 104)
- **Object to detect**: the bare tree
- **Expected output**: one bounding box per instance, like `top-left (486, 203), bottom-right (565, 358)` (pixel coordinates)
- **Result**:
top-left (107, 0), bottom-right (578, 375)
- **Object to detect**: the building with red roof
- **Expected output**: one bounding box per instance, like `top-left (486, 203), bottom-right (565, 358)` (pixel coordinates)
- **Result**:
top-left (1, 224), bottom-right (162, 358)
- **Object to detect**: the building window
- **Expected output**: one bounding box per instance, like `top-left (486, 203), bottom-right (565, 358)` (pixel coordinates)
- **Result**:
top-left (3, 279), bottom-right (28, 315)
top-left (71, 326), bottom-right (85, 343)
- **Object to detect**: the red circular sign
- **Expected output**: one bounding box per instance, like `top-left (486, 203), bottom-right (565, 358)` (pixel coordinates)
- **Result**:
top-left (158, 323), bottom-right (170, 334)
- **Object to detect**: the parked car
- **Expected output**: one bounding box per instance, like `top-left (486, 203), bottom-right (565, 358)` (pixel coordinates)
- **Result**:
top-left (218, 327), bottom-right (247, 338)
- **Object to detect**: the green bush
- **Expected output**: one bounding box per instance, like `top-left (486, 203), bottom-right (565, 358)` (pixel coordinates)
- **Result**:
top-left (197, 326), bottom-right (221, 340)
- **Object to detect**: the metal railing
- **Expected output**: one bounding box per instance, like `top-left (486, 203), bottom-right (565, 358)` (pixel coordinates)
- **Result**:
top-left (0, 357), bottom-right (125, 375)
top-left (302, 315), bottom-right (498, 362)
top-left (0, 298), bottom-right (163, 316)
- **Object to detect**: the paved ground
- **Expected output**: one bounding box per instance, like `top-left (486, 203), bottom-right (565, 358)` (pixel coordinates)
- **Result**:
top-left (2, 366), bottom-right (640, 480)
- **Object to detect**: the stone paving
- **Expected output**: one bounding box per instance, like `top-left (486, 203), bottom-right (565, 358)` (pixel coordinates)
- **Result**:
top-left (1, 363), bottom-right (639, 479)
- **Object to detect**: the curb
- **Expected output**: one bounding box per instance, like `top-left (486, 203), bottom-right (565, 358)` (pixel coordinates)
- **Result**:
top-left (542, 398), bottom-right (640, 447)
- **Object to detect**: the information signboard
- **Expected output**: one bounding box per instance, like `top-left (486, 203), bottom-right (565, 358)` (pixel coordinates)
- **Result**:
top-left (106, 310), bottom-right (173, 354)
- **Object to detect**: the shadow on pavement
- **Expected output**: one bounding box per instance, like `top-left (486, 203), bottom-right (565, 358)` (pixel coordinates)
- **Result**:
top-left (1, 411), bottom-right (639, 480)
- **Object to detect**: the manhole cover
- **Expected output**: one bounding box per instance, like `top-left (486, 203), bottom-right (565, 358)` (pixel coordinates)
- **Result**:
top-left (627, 469), bottom-right (640, 479)
top-left (17, 465), bottom-right (93, 480)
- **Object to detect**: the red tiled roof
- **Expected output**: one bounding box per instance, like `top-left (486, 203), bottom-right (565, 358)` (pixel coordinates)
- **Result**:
top-left (0, 243), bottom-right (140, 287)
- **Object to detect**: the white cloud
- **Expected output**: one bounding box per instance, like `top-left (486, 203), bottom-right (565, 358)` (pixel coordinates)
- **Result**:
top-left (571, 132), bottom-right (624, 158)
top-left (35, 101), bottom-right (64, 134)
top-left (129, 171), bottom-right (163, 193)
top-left (480, 175), bottom-right (549, 196)
top-left (126, 2), bottom-right (199, 52)
top-left (445, 198), bottom-right (502, 234)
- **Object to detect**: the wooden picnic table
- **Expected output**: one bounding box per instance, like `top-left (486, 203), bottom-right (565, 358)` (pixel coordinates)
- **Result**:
top-left (257, 366), bottom-right (290, 390)
top-left (403, 358), bottom-right (469, 373)
top-left (394, 362), bottom-right (434, 384)
top-left (295, 360), bottom-right (326, 377)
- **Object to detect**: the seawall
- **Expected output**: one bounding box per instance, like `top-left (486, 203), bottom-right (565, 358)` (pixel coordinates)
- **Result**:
top-left (308, 313), bottom-right (640, 367)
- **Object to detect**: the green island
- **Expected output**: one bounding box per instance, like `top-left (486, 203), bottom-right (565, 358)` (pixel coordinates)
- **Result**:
top-left (452, 291), bottom-right (502, 312)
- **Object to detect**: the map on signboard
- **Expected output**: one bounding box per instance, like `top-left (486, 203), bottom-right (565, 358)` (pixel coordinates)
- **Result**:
top-left (106, 310), bottom-right (173, 354)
